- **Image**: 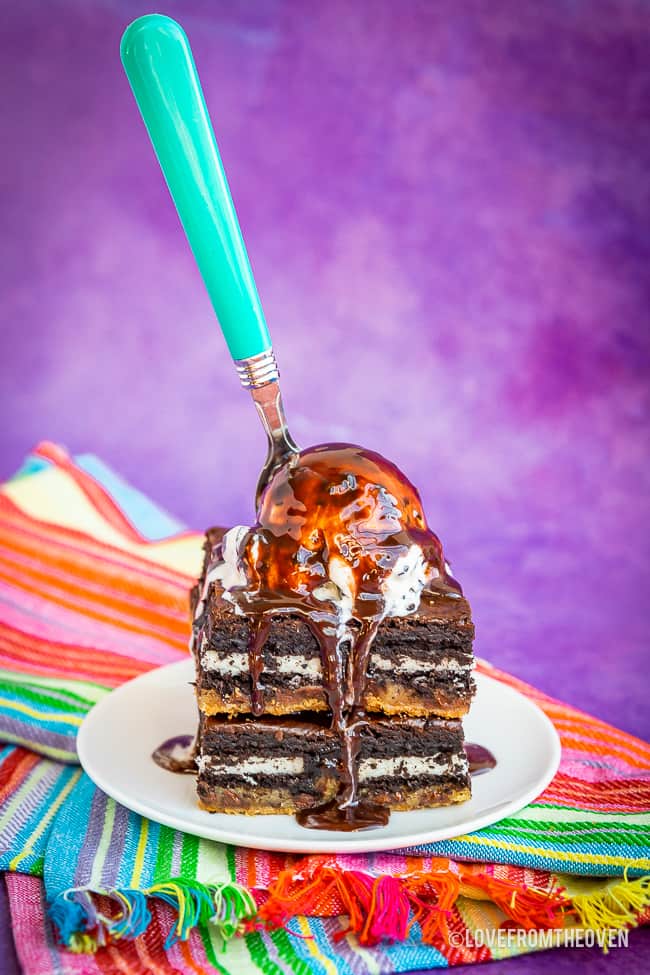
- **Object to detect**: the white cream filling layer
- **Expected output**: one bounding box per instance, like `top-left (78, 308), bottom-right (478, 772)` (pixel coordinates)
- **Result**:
top-left (370, 654), bottom-right (467, 675)
top-left (197, 756), bottom-right (304, 776)
top-left (198, 753), bottom-right (465, 781)
top-left (201, 649), bottom-right (468, 678)
top-left (201, 650), bottom-right (321, 677)
top-left (359, 754), bottom-right (465, 780)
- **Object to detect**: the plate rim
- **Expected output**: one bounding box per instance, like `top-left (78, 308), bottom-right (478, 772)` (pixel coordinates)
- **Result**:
top-left (77, 659), bottom-right (562, 854)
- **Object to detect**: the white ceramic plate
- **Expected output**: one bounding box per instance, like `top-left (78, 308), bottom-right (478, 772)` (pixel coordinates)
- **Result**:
top-left (78, 659), bottom-right (560, 854)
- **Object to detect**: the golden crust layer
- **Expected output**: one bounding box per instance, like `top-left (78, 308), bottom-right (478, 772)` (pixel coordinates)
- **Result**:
top-left (197, 776), bottom-right (338, 815)
top-left (197, 782), bottom-right (470, 816)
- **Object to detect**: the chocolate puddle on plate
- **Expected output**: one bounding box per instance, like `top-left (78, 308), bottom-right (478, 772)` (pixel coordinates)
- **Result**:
top-left (152, 734), bottom-right (196, 774)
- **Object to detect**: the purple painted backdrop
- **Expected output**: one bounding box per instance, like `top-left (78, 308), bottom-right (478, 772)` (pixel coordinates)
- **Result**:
top-left (1, 1), bottom-right (649, 970)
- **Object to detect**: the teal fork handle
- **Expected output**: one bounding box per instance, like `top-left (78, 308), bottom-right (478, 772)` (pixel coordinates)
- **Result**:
top-left (121, 14), bottom-right (270, 361)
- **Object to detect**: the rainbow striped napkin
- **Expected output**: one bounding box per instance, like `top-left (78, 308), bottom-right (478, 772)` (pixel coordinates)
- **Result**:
top-left (1, 442), bottom-right (649, 974)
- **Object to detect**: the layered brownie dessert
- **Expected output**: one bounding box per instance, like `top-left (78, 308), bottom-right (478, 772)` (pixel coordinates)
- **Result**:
top-left (190, 445), bottom-right (475, 830)
top-left (197, 713), bottom-right (470, 815)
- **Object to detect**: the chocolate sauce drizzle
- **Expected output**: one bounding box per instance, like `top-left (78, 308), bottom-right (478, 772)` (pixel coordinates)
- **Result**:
top-left (193, 444), bottom-right (465, 831)
top-left (152, 734), bottom-right (196, 773)
top-left (248, 618), bottom-right (272, 716)
top-left (464, 743), bottom-right (497, 775)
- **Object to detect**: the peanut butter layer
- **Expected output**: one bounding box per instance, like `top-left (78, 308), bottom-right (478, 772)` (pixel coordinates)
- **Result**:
top-left (197, 681), bottom-right (473, 720)
top-left (198, 782), bottom-right (470, 816)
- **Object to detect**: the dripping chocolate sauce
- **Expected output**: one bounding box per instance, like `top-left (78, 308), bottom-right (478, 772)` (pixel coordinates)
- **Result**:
top-left (180, 444), bottom-right (488, 831)
top-left (237, 445), bottom-right (460, 831)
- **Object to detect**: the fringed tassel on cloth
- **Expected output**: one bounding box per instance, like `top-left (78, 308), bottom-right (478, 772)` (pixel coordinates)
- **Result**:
top-left (254, 865), bottom-right (413, 945)
top-left (570, 872), bottom-right (650, 937)
top-left (48, 862), bottom-right (650, 955)
top-left (49, 879), bottom-right (257, 952)
top-left (457, 871), bottom-right (568, 931)
top-left (255, 857), bottom-right (570, 948)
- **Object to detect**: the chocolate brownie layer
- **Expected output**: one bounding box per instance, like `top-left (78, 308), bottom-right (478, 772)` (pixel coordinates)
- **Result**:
top-left (196, 712), bottom-right (470, 815)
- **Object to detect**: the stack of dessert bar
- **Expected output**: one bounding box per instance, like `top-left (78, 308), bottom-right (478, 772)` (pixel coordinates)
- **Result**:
top-left (191, 529), bottom-right (475, 818)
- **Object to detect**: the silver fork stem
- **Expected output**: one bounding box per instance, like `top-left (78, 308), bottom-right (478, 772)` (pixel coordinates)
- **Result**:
top-left (235, 349), bottom-right (300, 506)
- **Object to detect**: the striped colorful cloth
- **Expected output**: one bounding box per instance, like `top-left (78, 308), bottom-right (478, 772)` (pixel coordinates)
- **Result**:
top-left (1, 442), bottom-right (649, 974)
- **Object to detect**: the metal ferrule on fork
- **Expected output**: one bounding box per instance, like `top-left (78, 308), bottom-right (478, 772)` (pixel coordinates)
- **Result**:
top-left (235, 349), bottom-right (280, 389)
